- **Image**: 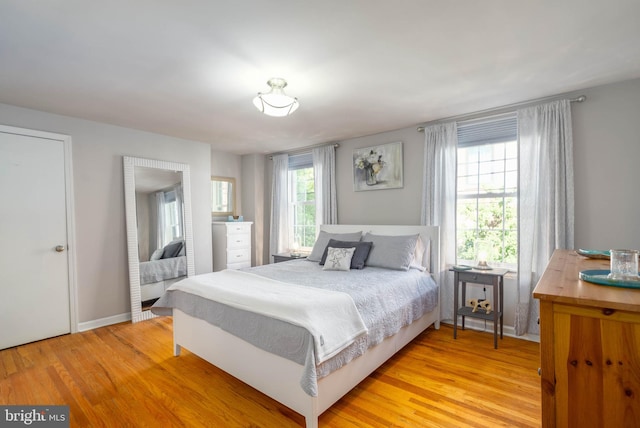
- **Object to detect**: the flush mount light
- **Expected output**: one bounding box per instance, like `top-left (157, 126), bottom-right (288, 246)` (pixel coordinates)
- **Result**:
top-left (253, 78), bottom-right (299, 117)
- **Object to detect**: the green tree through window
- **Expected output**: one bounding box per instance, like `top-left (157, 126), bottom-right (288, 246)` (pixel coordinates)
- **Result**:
top-left (456, 122), bottom-right (518, 269)
top-left (289, 167), bottom-right (316, 250)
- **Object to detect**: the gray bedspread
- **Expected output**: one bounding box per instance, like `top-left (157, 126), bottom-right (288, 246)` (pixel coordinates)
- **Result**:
top-left (139, 255), bottom-right (187, 285)
top-left (151, 259), bottom-right (438, 396)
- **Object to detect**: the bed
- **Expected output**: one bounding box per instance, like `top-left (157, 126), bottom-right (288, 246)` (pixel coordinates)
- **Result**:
top-left (139, 240), bottom-right (187, 302)
top-left (151, 224), bottom-right (440, 428)
top-left (139, 256), bottom-right (187, 301)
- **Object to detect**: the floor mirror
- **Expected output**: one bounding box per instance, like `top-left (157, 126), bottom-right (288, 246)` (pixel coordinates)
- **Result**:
top-left (123, 156), bottom-right (195, 323)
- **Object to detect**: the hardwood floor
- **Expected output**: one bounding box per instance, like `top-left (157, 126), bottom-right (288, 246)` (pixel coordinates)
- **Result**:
top-left (0, 318), bottom-right (541, 427)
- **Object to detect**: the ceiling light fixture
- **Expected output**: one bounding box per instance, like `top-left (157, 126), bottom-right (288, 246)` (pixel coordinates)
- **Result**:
top-left (253, 78), bottom-right (299, 117)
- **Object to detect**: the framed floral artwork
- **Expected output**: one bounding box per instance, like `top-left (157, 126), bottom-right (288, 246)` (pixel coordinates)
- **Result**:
top-left (353, 141), bottom-right (403, 191)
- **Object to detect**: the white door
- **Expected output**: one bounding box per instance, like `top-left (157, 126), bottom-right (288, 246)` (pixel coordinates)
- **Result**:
top-left (0, 128), bottom-right (71, 349)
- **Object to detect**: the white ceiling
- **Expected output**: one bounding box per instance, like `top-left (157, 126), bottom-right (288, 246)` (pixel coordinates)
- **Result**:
top-left (1, 1), bottom-right (639, 155)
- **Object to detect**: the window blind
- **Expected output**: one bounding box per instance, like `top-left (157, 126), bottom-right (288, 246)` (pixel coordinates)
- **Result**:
top-left (457, 113), bottom-right (517, 147)
top-left (288, 152), bottom-right (313, 170)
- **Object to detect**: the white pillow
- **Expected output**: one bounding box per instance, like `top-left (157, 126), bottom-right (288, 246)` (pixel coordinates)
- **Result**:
top-left (322, 247), bottom-right (356, 271)
top-left (410, 236), bottom-right (431, 272)
top-left (150, 248), bottom-right (164, 261)
top-left (308, 230), bottom-right (363, 262)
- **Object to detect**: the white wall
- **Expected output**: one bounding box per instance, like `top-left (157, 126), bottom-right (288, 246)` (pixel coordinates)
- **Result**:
top-left (572, 78), bottom-right (640, 249)
top-left (335, 130), bottom-right (424, 225)
top-left (0, 103), bottom-right (212, 324)
top-left (241, 154), bottom-right (267, 266)
top-left (260, 77), bottom-right (640, 334)
top-left (210, 150), bottom-right (268, 267)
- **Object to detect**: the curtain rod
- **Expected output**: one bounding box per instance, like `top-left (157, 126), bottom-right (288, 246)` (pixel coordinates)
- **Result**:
top-left (268, 143), bottom-right (339, 160)
top-left (416, 95), bottom-right (586, 132)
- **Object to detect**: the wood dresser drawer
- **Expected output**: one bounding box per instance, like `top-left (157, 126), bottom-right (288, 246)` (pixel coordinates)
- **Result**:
top-left (533, 249), bottom-right (640, 427)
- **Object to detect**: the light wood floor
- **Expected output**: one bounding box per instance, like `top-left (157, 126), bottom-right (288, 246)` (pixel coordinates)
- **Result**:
top-left (0, 318), bottom-right (541, 427)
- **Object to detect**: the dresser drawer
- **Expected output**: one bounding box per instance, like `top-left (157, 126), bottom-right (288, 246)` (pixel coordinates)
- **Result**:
top-left (227, 233), bottom-right (251, 249)
top-left (212, 221), bottom-right (253, 272)
top-left (457, 271), bottom-right (497, 285)
top-left (227, 260), bottom-right (251, 270)
top-left (227, 248), bottom-right (250, 263)
top-left (226, 223), bottom-right (252, 235)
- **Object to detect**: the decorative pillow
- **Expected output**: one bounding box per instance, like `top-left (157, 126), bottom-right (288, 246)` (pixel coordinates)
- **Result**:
top-left (322, 247), bottom-right (356, 271)
top-left (161, 241), bottom-right (184, 259)
top-left (362, 233), bottom-right (419, 271)
top-left (319, 239), bottom-right (373, 269)
top-left (307, 230), bottom-right (363, 262)
top-left (150, 248), bottom-right (164, 261)
top-left (410, 236), bottom-right (430, 272)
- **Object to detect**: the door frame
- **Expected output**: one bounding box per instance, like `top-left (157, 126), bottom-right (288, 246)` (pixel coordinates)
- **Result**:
top-left (0, 124), bottom-right (78, 333)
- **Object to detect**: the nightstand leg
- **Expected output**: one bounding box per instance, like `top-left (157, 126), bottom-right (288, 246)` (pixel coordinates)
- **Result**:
top-left (499, 277), bottom-right (504, 339)
top-left (453, 272), bottom-right (459, 339)
top-left (493, 278), bottom-right (499, 349)
top-left (461, 281), bottom-right (466, 330)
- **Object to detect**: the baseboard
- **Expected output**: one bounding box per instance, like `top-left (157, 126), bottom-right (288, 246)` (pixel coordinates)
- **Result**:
top-left (440, 318), bottom-right (540, 343)
top-left (78, 312), bottom-right (131, 332)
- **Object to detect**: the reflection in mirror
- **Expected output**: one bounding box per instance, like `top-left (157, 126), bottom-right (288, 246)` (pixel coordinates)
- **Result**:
top-left (211, 176), bottom-right (235, 216)
top-left (124, 157), bottom-right (195, 323)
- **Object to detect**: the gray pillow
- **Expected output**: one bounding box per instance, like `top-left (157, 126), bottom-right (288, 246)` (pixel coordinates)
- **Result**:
top-left (362, 233), bottom-right (419, 271)
top-left (319, 239), bottom-right (373, 269)
top-left (161, 241), bottom-right (184, 259)
top-left (307, 230), bottom-right (363, 262)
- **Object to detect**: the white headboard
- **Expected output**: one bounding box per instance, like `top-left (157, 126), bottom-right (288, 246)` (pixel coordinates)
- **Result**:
top-left (319, 224), bottom-right (440, 275)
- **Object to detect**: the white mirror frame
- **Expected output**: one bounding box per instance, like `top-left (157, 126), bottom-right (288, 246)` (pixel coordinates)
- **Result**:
top-left (123, 156), bottom-right (195, 323)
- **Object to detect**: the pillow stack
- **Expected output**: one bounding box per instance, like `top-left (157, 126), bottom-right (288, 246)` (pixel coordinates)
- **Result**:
top-left (320, 239), bottom-right (373, 270)
top-left (308, 230), bottom-right (429, 272)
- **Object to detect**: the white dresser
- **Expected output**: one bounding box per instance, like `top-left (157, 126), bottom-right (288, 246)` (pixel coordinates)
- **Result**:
top-left (212, 221), bottom-right (253, 271)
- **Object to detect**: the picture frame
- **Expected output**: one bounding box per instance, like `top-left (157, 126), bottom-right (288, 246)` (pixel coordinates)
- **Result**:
top-left (353, 141), bottom-right (403, 191)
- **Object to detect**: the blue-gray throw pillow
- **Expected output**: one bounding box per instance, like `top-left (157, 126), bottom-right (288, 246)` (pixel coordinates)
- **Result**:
top-left (307, 230), bottom-right (363, 262)
top-left (319, 239), bottom-right (373, 269)
top-left (161, 241), bottom-right (184, 259)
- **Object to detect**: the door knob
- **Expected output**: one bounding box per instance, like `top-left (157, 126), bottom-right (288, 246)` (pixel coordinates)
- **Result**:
top-left (55, 245), bottom-right (65, 252)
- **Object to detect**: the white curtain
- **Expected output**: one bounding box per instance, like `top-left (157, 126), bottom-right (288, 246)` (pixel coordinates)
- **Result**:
top-left (270, 154), bottom-right (290, 258)
top-left (421, 122), bottom-right (458, 322)
top-left (312, 145), bottom-right (337, 227)
top-left (155, 190), bottom-right (167, 249)
top-left (173, 184), bottom-right (184, 239)
top-left (517, 99), bottom-right (574, 335)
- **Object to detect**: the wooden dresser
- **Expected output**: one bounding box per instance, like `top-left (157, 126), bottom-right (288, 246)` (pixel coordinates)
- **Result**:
top-left (533, 249), bottom-right (640, 427)
top-left (212, 221), bottom-right (252, 271)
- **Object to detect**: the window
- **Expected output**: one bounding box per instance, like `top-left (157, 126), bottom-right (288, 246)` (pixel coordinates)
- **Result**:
top-left (456, 114), bottom-right (518, 270)
top-left (288, 153), bottom-right (316, 251)
top-left (159, 187), bottom-right (183, 246)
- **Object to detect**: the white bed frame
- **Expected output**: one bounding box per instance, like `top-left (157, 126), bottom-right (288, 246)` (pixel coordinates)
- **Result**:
top-left (172, 225), bottom-right (440, 428)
